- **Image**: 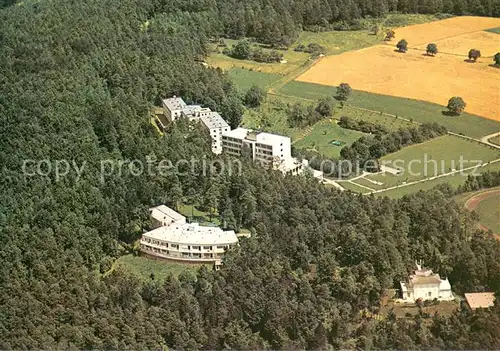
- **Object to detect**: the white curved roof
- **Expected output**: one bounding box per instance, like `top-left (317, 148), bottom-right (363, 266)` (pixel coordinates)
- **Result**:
top-left (143, 222), bottom-right (238, 246)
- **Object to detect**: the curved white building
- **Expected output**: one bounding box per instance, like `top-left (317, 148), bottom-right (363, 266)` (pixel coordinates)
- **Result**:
top-left (140, 222), bottom-right (238, 265)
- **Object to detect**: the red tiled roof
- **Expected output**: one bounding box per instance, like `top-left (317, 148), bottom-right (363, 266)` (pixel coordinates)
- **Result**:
top-left (465, 292), bottom-right (496, 310)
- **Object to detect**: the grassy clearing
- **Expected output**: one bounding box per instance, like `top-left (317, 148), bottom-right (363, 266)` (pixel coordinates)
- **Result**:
top-left (365, 135), bottom-right (499, 187)
top-left (485, 27), bottom-right (500, 34)
top-left (241, 95), bottom-right (301, 139)
top-left (241, 90), bottom-right (411, 152)
top-left (278, 81), bottom-right (500, 138)
top-left (207, 38), bottom-right (311, 75)
top-left (296, 30), bottom-right (382, 55)
top-left (228, 68), bottom-right (281, 91)
top-left (209, 15), bottom-right (438, 75)
top-left (374, 162), bottom-right (500, 198)
top-left (352, 177), bottom-right (385, 190)
top-left (475, 195), bottom-right (500, 233)
top-left (178, 204), bottom-right (221, 226)
top-left (112, 254), bottom-right (202, 282)
top-left (293, 119), bottom-right (365, 158)
top-left (338, 181), bottom-right (369, 193)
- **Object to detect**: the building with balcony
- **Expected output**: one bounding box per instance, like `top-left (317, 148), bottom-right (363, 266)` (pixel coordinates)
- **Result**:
top-left (141, 206), bottom-right (238, 269)
top-left (140, 222), bottom-right (238, 267)
top-left (221, 127), bottom-right (305, 175)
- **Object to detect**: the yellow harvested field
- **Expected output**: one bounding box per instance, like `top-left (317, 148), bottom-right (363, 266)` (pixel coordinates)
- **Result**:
top-left (296, 16), bottom-right (500, 122)
top-left (296, 45), bottom-right (500, 121)
top-left (389, 16), bottom-right (500, 46)
top-left (414, 31), bottom-right (500, 57)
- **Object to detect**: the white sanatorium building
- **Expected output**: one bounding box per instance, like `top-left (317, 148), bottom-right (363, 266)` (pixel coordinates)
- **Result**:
top-left (400, 262), bottom-right (453, 302)
top-left (161, 96), bottom-right (229, 154)
top-left (222, 127), bottom-right (306, 175)
top-left (141, 205), bottom-right (238, 269)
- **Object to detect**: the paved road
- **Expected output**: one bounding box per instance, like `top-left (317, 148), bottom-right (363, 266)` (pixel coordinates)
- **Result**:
top-left (480, 131), bottom-right (500, 149)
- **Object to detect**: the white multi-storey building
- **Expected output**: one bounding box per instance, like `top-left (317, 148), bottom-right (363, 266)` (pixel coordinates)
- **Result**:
top-left (141, 223), bottom-right (238, 266)
top-left (141, 206), bottom-right (238, 269)
top-left (400, 262), bottom-right (453, 302)
top-left (201, 112), bottom-right (230, 154)
top-left (222, 127), bottom-right (305, 175)
top-left (160, 96), bottom-right (229, 154)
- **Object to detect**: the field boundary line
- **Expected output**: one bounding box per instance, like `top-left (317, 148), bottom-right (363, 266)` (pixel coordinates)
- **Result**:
top-left (348, 180), bottom-right (375, 191)
top-left (403, 27), bottom-right (500, 48)
top-left (366, 158), bottom-right (500, 196)
top-left (448, 131), bottom-right (500, 150)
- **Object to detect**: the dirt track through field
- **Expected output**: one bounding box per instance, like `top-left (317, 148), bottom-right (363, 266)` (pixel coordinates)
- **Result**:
top-left (464, 189), bottom-right (500, 237)
top-left (296, 16), bottom-right (500, 122)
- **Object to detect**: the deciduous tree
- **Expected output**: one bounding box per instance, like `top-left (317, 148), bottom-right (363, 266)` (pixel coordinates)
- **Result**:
top-left (426, 43), bottom-right (438, 56)
top-left (447, 96), bottom-right (466, 115)
top-left (336, 83), bottom-right (352, 101)
top-left (468, 49), bottom-right (481, 61)
top-left (396, 39), bottom-right (408, 53)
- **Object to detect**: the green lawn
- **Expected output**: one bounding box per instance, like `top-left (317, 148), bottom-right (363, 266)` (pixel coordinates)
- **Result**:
top-left (352, 177), bottom-right (385, 190)
top-left (374, 159), bottom-right (500, 198)
top-left (111, 254), bottom-right (202, 282)
top-left (278, 81), bottom-right (500, 139)
top-left (338, 181), bottom-right (369, 193)
top-left (242, 93), bottom-right (409, 151)
top-left (475, 194), bottom-right (500, 233)
top-left (296, 30), bottom-right (383, 56)
top-left (339, 105), bottom-right (414, 131)
top-left (485, 27), bottom-right (500, 34)
top-left (228, 68), bottom-right (281, 91)
top-left (365, 135), bottom-right (499, 187)
top-left (178, 204), bottom-right (221, 226)
top-left (294, 119), bottom-right (365, 158)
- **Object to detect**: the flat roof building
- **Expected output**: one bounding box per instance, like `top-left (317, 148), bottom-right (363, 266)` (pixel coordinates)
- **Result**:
top-left (465, 292), bottom-right (496, 310)
top-left (222, 127), bottom-right (305, 175)
top-left (142, 205), bottom-right (238, 269)
top-left (150, 205), bottom-right (186, 228)
top-left (201, 112), bottom-right (230, 154)
top-left (160, 96), bottom-right (228, 154)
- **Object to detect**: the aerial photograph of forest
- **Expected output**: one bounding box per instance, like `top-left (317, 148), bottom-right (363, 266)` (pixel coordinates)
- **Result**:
top-left (1, 0), bottom-right (500, 349)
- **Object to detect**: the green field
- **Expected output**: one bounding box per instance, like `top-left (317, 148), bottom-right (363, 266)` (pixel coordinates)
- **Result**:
top-left (485, 27), bottom-right (500, 34)
top-left (278, 81), bottom-right (500, 138)
top-left (241, 91), bottom-right (412, 153)
top-left (228, 68), bottom-right (281, 91)
top-left (207, 38), bottom-right (311, 75)
top-left (294, 119), bottom-right (365, 158)
top-left (373, 159), bottom-right (500, 198)
top-left (111, 254), bottom-right (202, 282)
top-left (365, 135), bottom-right (499, 187)
top-left (209, 14), bottom-right (439, 75)
top-left (475, 194), bottom-right (500, 233)
top-left (338, 181), bottom-right (369, 193)
top-left (352, 177), bottom-right (385, 190)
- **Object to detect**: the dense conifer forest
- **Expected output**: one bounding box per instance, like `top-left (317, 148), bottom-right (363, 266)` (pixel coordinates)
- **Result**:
top-left (1, 0), bottom-right (500, 349)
